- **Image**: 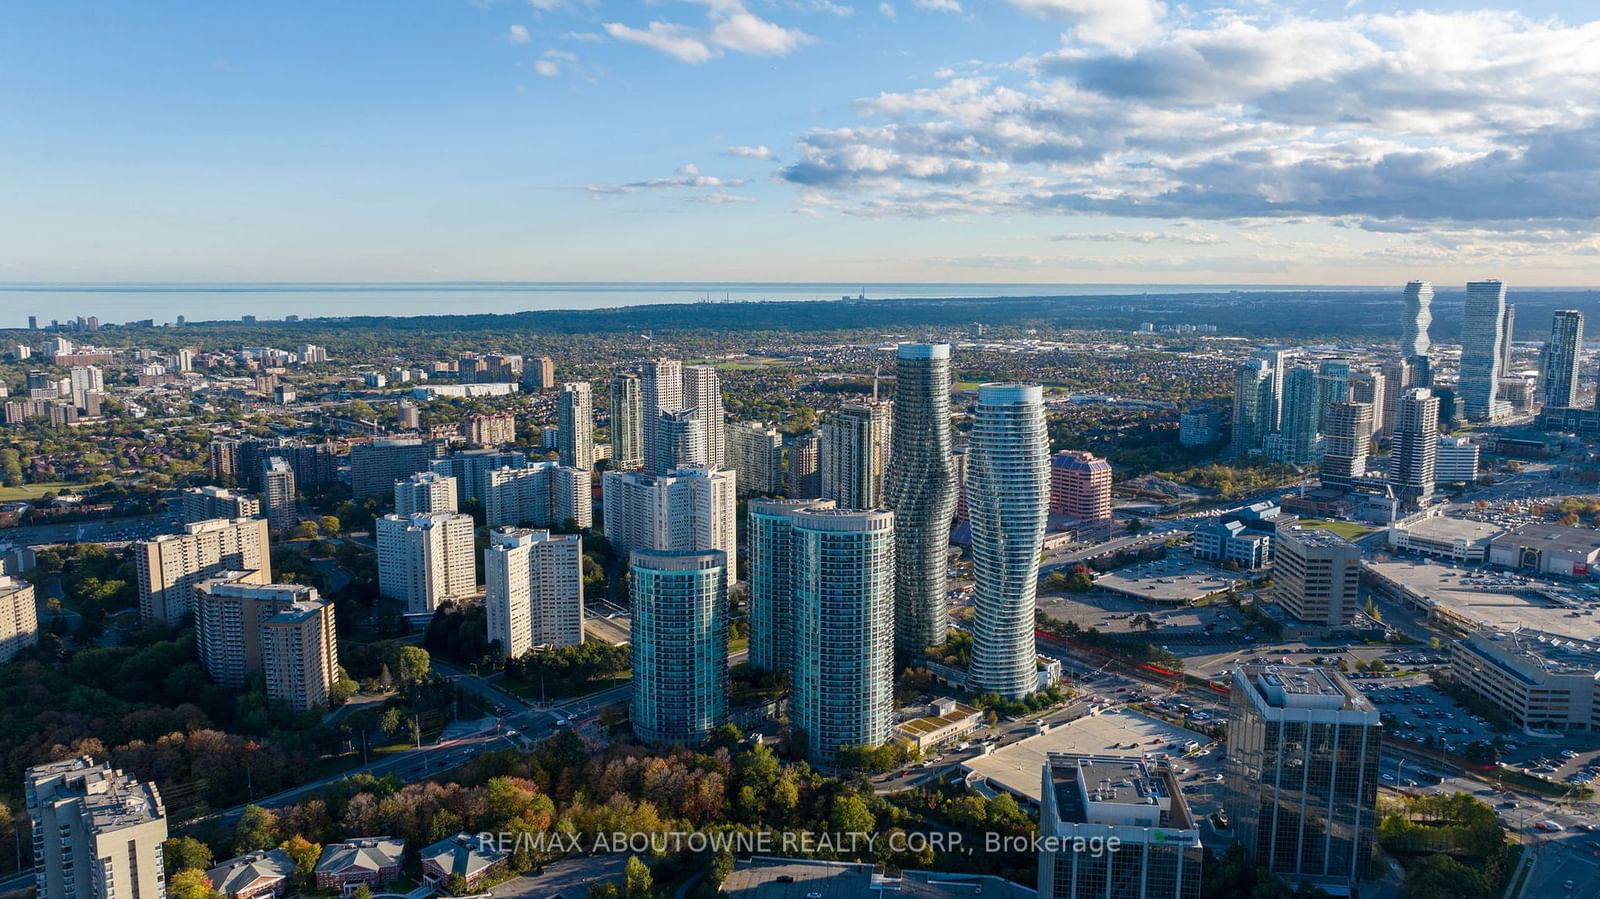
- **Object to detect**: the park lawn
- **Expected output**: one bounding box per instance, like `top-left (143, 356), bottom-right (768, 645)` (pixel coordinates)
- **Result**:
top-left (730, 636), bottom-right (750, 654)
top-left (1297, 519), bottom-right (1377, 540)
top-left (0, 481), bottom-right (78, 501)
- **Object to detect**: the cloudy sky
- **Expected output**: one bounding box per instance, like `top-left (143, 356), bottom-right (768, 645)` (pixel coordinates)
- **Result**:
top-left (4, 0), bottom-right (1599, 284)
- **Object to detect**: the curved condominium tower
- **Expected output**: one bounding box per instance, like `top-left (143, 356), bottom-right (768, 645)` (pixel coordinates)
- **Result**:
top-left (1460, 280), bottom-right (1509, 421)
top-left (1400, 280), bottom-right (1432, 359)
top-left (885, 343), bottom-right (956, 652)
top-left (630, 549), bottom-right (728, 746)
top-left (790, 508), bottom-right (896, 769)
top-left (967, 383), bottom-right (1049, 699)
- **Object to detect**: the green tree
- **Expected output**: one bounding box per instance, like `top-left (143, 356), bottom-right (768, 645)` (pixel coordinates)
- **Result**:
top-left (1399, 854), bottom-right (1490, 899)
top-left (233, 804), bottom-right (280, 854)
top-left (168, 869), bottom-right (224, 899)
top-left (828, 794), bottom-right (876, 836)
top-left (351, 886), bottom-right (374, 899)
top-left (623, 856), bottom-right (654, 899)
top-left (396, 645), bottom-right (431, 683)
top-left (279, 834), bottom-right (322, 885)
top-left (162, 837), bottom-right (215, 877)
top-left (0, 448), bottom-right (21, 487)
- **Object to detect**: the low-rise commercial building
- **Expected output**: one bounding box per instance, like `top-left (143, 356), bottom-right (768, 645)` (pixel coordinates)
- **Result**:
top-left (1488, 523), bottom-right (1600, 578)
top-left (315, 838), bottom-right (406, 893)
top-left (894, 699), bottom-right (983, 752)
top-left (1385, 513), bottom-right (1503, 562)
top-left (1451, 629), bottom-right (1600, 733)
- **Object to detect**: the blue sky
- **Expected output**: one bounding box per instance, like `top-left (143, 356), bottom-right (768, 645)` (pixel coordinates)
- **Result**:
top-left (3, 0), bottom-right (1599, 284)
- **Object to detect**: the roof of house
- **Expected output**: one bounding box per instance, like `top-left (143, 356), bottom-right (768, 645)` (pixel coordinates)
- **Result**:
top-left (420, 834), bottom-right (506, 879)
top-left (316, 837), bottom-right (406, 876)
top-left (207, 849), bottom-right (295, 897)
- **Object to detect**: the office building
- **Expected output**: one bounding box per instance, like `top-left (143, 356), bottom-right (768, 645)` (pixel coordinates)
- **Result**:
top-left (351, 438), bottom-right (445, 501)
top-left (135, 517), bottom-right (272, 626)
top-left (375, 512), bottom-right (476, 613)
top-left (395, 471), bottom-right (458, 515)
top-left (484, 527), bottom-right (584, 659)
top-left (821, 402), bottom-right (890, 509)
top-left (1452, 629), bottom-right (1600, 733)
top-left (630, 549), bottom-right (728, 746)
top-left (641, 358), bottom-right (683, 475)
top-left (1038, 754), bottom-right (1202, 899)
top-left (1541, 310), bottom-right (1585, 409)
top-left (557, 381), bottom-right (593, 470)
top-left (0, 576), bottom-right (39, 662)
top-left (1192, 519), bottom-right (1270, 569)
top-left (260, 457), bottom-right (297, 532)
top-left (746, 498), bottom-right (836, 674)
top-left (726, 421), bottom-right (784, 496)
top-left (196, 574), bottom-right (339, 710)
top-left (180, 486), bottom-right (260, 524)
top-left (1274, 528), bottom-right (1362, 626)
top-left (608, 374), bottom-right (643, 470)
top-left (26, 757), bottom-right (168, 899)
top-left (786, 432), bottom-right (820, 498)
top-left (602, 467), bottom-right (737, 578)
top-left (1348, 370), bottom-right (1384, 438)
top-left (465, 412), bottom-right (516, 447)
top-left (884, 343), bottom-right (957, 652)
top-left (1278, 366), bottom-right (1320, 465)
top-left (1230, 358), bottom-right (1275, 460)
top-left (682, 364), bottom-right (726, 469)
top-left (1400, 280), bottom-right (1432, 359)
top-left (967, 384), bottom-right (1048, 698)
top-left (430, 449), bottom-right (526, 507)
top-left (1390, 388), bottom-right (1439, 508)
top-left (657, 409), bottom-right (707, 471)
top-left (1460, 280), bottom-right (1510, 421)
top-left (1434, 436), bottom-right (1479, 484)
top-left (1225, 666), bottom-right (1380, 895)
top-left (1318, 403), bottom-right (1371, 489)
top-left (1048, 450), bottom-right (1112, 523)
top-left (790, 508), bottom-right (896, 768)
top-left (483, 462), bottom-right (590, 529)
top-left (1178, 407), bottom-right (1220, 446)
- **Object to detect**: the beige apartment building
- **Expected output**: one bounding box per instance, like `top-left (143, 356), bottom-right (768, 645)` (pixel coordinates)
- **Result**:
top-left (134, 517), bottom-right (272, 626)
top-left (26, 756), bottom-right (168, 899)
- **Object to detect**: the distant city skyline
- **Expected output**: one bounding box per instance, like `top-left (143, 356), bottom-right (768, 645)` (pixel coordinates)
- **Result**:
top-left (5, 3), bottom-right (1600, 285)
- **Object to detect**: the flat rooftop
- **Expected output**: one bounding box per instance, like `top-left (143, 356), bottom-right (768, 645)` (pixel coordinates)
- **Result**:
top-left (1465, 629), bottom-right (1600, 678)
top-left (961, 709), bottom-right (1213, 804)
top-left (721, 858), bottom-right (1035, 899)
top-left (1367, 558), bottom-right (1600, 642)
top-left (1092, 555), bottom-right (1246, 604)
top-left (1394, 515), bottom-right (1505, 544)
top-left (1491, 523), bottom-right (1600, 556)
top-left (1281, 526), bottom-right (1356, 549)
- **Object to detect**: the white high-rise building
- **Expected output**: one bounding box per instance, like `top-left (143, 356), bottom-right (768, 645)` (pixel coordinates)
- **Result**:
top-left (0, 575), bottom-right (40, 662)
top-left (790, 508), bottom-right (896, 770)
top-left (135, 517), bottom-right (273, 626)
top-left (484, 527), bottom-right (584, 658)
top-left (602, 466), bottom-right (738, 580)
top-left (1319, 402), bottom-right (1372, 489)
top-left (1435, 436), bottom-right (1480, 484)
top-left (641, 359), bottom-right (683, 475)
top-left (1541, 310), bottom-right (1585, 409)
top-left (196, 573), bottom-right (340, 711)
top-left (67, 365), bottom-right (103, 410)
top-left (1401, 280), bottom-right (1433, 359)
top-left (180, 485), bottom-right (261, 523)
top-left (609, 374), bottom-right (643, 470)
top-left (1349, 369), bottom-right (1385, 439)
top-left (885, 344), bottom-right (957, 652)
top-left (1390, 388), bottom-right (1439, 509)
top-left (557, 381), bottom-right (594, 470)
top-left (395, 471), bottom-right (458, 515)
top-left (967, 384), bottom-right (1049, 699)
top-left (1460, 280), bottom-right (1510, 421)
top-left (27, 757), bottom-right (168, 899)
top-left (725, 421), bottom-right (783, 495)
top-left (260, 456), bottom-right (297, 532)
top-left (483, 462), bottom-right (591, 529)
top-left (682, 364), bottom-right (725, 469)
top-left (657, 409), bottom-right (707, 471)
top-left (376, 512), bottom-right (476, 613)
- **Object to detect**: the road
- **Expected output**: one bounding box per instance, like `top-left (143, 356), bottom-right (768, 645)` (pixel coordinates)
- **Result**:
top-left (493, 851), bottom-right (629, 899)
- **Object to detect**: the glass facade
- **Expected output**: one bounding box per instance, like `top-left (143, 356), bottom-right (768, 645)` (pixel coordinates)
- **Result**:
top-left (967, 384), bottom-right (1048, 698)
top-left (747, 498), bottom-right (834, 674)
top-left (1401, 280), bottom-right (1433, 359)
top-left (630, 549), bottom-right (728, 746)
top-left (1460, 280), bottom-right (1509, 421)
top-left (884, 344), bottom-right (956, 652)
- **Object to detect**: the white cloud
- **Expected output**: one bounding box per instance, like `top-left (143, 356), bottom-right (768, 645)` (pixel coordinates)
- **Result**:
top-left (790, 0), bottom-right (855, 16)
top-left (587, 163), bottom-right (752, 197)
top-left (604, 21), bottom-right (716, 63)
top-left (1051, 230), bottom-right (1223, 245)
top-left (508, 24), bottom-right (531, 44)
top-left (605, 1), bottom-right (812, 64)
top-left (535, 48), bottom-right (577, 76)
top-left (879, 2), bottom-right (896, 18)
top-left (1009, 0), bottom-right (1165, 49)
top-left (779, 10), bottom-right (1600, 238)
top-left (725, 144), bottom-right (778, 160)
top-left (915, 0), bottom-right (961, 12)
top-left (561, 31), bottom-right (606, 42)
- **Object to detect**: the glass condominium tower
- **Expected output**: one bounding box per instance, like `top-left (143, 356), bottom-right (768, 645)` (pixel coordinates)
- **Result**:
top-left (630, 549), bottom-right (728, 746)
top-left (609, 374), bottom-right (643, 470)
top-left (789, 508), bottom-right (896, 770)
top-left (746, 497), bottom-right (836, 675)
top-left (885, 343), bottom-right (956, 653)
top-left (1460, 280), bottom-right (1509, 421)
top-left (1400, 280), bottom-right (1432, 359)
top-left (967, 384), bottom-right (1049, 699)
top-left (1230, 358), bottom-right (1275, 460)
top-left (1541, 310), bottom-right (1585, 409)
